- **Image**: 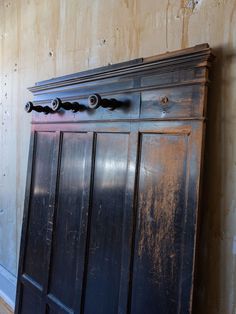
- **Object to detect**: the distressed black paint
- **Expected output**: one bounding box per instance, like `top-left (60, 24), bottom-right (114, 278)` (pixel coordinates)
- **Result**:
top-left (16, 44), bottom-right (214, 314)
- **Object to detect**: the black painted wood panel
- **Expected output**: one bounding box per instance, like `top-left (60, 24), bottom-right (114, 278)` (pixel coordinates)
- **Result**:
top-left (131, 132), bottom-right (188, 314)
top-left (24, 132), bottom-right (56, 287)
top-left (16, 45), bottom-right (213, 314)
top-left (21, 286), bottom-right (42, 314)
top-left (49, 132), bottom-right (93, 311)
top-left (83, 133), bottom-right (130, 314)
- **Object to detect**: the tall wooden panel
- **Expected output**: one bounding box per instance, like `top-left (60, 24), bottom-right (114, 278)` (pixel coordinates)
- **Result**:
top-left (16, 44), bottom-right (214, 314)
top-left (24, 132), bottom-right (57, 287)
top-left (48, 132), bottom-right (93, 312)
top-left (84, 133), bottom-right (130, 314)
top-left (130, 123), bottom-right (200, 314)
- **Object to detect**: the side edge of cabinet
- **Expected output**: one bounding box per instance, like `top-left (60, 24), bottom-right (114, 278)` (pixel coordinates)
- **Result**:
top-left (15, 131), bottom-right (36, 314)
top-left (190, 119), bottom-right (207, 314)
top-left (179, 120), bottom-right (206, 314)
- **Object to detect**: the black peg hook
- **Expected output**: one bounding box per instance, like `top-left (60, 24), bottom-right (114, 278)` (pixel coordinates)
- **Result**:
top-left (88, 94), bottom-right (123, 110)
top-left (25, 101), bottom-right (53, 114)
top-left (51, 97), bottom-right (85, 112)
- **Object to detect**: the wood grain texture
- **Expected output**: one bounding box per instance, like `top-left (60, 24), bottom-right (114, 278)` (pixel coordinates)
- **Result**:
top-left (15, 45), bottom-right (212, 314)
top-left (131, 132), bottom-right (188, 314)
top-left (0, 1), bottom-right (235, 314)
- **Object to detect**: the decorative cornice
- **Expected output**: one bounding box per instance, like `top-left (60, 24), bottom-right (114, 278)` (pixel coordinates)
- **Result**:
top-left (29, 44), bottom-right (214, 94)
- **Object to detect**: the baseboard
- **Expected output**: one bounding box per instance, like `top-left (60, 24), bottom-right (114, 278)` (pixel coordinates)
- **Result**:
top-left (0, 265), bottom-right (16, 311)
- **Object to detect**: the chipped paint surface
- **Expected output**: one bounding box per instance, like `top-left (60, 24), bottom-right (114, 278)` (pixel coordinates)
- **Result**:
top-left (138, 134), bottom-right (186, 285)
top-left (0, 0), bottom-right (235, 312)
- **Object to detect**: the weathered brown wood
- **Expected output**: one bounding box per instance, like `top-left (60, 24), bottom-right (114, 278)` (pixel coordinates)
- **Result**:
top-left (16, 44), bottom-right (214, 314)
top-left (0, 296), bottom-right (13, 314)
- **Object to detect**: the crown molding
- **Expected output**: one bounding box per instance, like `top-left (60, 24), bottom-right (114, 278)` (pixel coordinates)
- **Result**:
top-left (28, 44), bottom-right (214, 94)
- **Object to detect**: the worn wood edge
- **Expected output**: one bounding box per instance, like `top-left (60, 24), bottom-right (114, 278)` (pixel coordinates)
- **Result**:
top-left (30, 117), bottom-right (206, 126)
top-left (34, 57), bottom-right (144, 87)
top-left (0, 295), bottom-right (14, 314)
top-left (29, 44), bottom-right (214, 93)
top-left (15, 132), bottom-right (36, 314)
top-left (143, 43), bottom-right (211, 62)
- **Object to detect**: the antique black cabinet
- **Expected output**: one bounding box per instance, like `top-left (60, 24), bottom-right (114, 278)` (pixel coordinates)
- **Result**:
top-left (16, 44), bottom-right (214, 314)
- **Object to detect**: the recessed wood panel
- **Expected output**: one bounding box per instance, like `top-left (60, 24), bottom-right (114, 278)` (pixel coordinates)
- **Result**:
top-left (83, 133), bottom-right (130, 314)
top-left (131, 132), bottom-right (188, 314)
top-left (49, 132), bottom-right (93, 310)
top-left (24, 132), bottom-right (56, 287)
top-left (20, 286), bottom-right (42, 314)
top-left (141, 85), bottom-right (202, 119)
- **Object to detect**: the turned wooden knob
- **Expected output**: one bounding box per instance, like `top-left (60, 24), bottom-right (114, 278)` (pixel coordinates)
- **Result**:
top-left (160, 96), bottom-right (169, 104)
top-left (51, 98), bottom-right (62, 111)
top-left (88, 94), bottom-right (102, 109)
top-left (25, 101), bottom-right (34, 113)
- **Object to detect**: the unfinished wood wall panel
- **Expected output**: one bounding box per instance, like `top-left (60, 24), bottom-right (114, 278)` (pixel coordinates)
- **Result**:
top-left (0, 1), bottom-right (236, 313)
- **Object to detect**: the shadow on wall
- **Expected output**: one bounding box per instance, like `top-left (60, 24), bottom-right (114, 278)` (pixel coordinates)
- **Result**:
top-left (193, 45), bottom-right (236, 314)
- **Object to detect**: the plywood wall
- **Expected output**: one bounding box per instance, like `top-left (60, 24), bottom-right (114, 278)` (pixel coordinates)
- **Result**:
top-left (0, 0), bottom-right (236, 312)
